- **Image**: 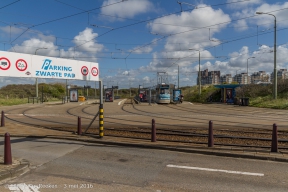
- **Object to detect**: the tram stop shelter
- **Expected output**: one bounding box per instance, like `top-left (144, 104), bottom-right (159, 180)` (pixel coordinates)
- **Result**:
top-left (214, 84), bottom-right (241, 104)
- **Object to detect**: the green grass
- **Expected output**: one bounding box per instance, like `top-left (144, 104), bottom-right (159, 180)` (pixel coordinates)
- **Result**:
top-left (181, 85), bottom-right (219, 103)
top-left (249, 96), bottom-right (288, 109)
top-left (0, 98), bottom-right (29, 106)
top-left (2, 82), bottom-right (288, 110)
top-left (180, 83), bottom-right (288, 110)
top-left (0, 97), bottom-right (63, 106)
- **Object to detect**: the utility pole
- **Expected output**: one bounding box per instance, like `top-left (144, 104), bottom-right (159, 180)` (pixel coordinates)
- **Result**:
top-left (178, 65), bottom-right (179, 89)
top-left (35, 48), bottom-right (47, 99)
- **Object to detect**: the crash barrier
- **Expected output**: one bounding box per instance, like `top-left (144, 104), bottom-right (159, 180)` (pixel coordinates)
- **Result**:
top-left (1, 111), bottom-right (4, 127)
top-left (77, 116), bottom-right (82, 135)
top-left (151, 119), bottom-right (156, 142)
top-left (208, 120), bottom-right (214, 147)
top-left (271, 123), bottom-right (278, 152)
top-left (4, 133), bottom-right (12, 165)
top-left (150, 120), bottom-right (278, 153)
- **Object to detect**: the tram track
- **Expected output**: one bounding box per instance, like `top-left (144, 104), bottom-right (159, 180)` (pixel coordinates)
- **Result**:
top-left (4, 105), bottom-right (77, 131)
top-left (120, 99), bottom-right (288, 148)
top-left (122, 100), bottom-right (276, 132)
top-left (162, 104), bottom-right (287, 130)
top-left (2, 100), bottom-right (288, 149)
top-left (169, 103), bottom-right (288, 123)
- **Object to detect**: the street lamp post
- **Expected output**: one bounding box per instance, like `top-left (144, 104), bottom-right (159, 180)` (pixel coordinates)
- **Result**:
top-left (116, 81), bottom-right (119, 96)
top-left (247, 57), bottom-right (255, 84)
top-left (247, 57), bottom-right (255, 75)
top-left (256, 11), bottom-right (277, 99)
top-left (34, 48), bottom-right (47, 99)
top-left (189, 49), bottom-right (201, 95)
top-left (236, 69), bottom-right (240, 76)
top-left (178, 65), bottom-right (179, 89)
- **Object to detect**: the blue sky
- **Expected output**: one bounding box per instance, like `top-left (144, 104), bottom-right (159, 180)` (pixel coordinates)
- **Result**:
top-left (0, 0), bottom-right (288, 89)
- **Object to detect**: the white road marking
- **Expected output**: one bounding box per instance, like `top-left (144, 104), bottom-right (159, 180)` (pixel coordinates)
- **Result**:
top-left (167, 164), bottom-right (264, 176)
top-left (6, 183), bottom-right (40, 192)
top-left (189, 102), bottom-right (193, 105)
top-left (118, 99), bottom-right (127, 105)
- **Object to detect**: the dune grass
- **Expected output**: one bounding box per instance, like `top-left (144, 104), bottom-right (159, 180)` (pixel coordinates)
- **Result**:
top-left (0, 98), bottom-right (28, 106)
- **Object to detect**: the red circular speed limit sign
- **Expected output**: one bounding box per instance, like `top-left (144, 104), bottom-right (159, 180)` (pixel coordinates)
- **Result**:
top-left (0, 57), bottom-right (11, 70)
top-left (81, 66), bottom-right (89, 76)
top-left (15, 59), bottom-right (28, 71)
top-left (91, 67), bottom-right (98, 76)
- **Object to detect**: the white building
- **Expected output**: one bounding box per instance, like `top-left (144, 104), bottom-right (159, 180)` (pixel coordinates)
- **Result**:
top-left (250, 71), bottom-right (269, 84)
top-left (271, 69), bottom-right (288, 82)
top-left (234, 73), bottom-right (250, 84)
top-left (220, 74), bottom-right (233, 84)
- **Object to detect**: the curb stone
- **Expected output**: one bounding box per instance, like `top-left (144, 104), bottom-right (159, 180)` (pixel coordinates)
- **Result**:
top-left (4, 135), bottom-right (288, 163)
top-left (0, 159), bottom-right (30, 182)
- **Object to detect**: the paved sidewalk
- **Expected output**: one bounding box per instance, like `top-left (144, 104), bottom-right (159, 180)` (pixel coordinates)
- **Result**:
top-left (0, 121), bottom-right (288, 182)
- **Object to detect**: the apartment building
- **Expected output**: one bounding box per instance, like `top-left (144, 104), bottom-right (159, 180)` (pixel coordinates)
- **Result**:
top-left (234, 73), bottom-right (250, 84)
top-left (220, 74), bottom-right (233, 84)
top-left (250, 71), bottom-right (270, 84)
top-left (270, 69), bottom-right (288, 82)
top-left (197, 69), bottom-right (220, 85)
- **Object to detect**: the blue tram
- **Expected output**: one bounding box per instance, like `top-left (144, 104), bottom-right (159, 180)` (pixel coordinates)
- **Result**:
top-left (156, 84), bottom-right (170, 104)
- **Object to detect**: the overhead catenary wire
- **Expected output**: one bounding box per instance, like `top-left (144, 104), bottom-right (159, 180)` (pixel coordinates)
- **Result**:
top-left (1, 5), bottom-right (286, 50)
top-left (0, 0), bottom-right (20, 10)
top-left (123, 7), bottom-right (288, 59)
top-left (5, 22), bottom-right (288, 60)
top-left (10, 0), bottom-right (125, 43)
top-left (4, 25), bottom-right (288, 60)
top-left (1, 0), bottom-right (286, 79)
top-left (72, 0), bottom-right (258, 50)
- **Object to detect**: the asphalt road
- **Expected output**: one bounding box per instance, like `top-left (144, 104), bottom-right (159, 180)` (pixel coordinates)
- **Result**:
top-left (0, 137), bottom-right (288, 192)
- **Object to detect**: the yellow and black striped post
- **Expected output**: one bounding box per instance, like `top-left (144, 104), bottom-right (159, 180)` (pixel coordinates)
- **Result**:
top-left (99, 104), bottom-right (104, 138)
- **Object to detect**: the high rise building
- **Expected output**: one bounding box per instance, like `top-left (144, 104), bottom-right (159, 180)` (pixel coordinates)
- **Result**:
top-left (220, 74), bottom-right (233, 84)
top-left (197, 69), bottom-right (220, 85)
top-left (233, 73), bottom-right (250, 84)
top-left (250, 71), bottom-right (269, 84)
top-left (270, 69), bottom-right (288, 82)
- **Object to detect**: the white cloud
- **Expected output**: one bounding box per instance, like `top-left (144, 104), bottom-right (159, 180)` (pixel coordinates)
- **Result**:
top-left (101, 0), bottom-right (153, 21)
top-left (212, 45), bottom-right (288, 76)
top-left (128, 38), bottom-right (156, 55)
top-left (132, 45), bottom-right (154, 54)
top-left (0, 26), bottom-right (24, 35)
top-left (0, 26), bottom-right (55, 43)
top-left (255, 3), bottom-right (288, 27)
top-left (226, 0), bottom-right (263, 9)
top-left (122, 71), bottom-right (128, 75)
top-left (143, 76), bottom-right (150, 83)
top-left (233, 20), bottom-right (249, 31)
top-left (231, 2), bottom-right (288, 29)
top-left (12, 38), bottom-right (58, 55)
top-left (8, 27), bottom-right (104, 62)
top-left (141, 5), bottom-right (230, 72)
top-left (73, 28), bottom-right (104, 53)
